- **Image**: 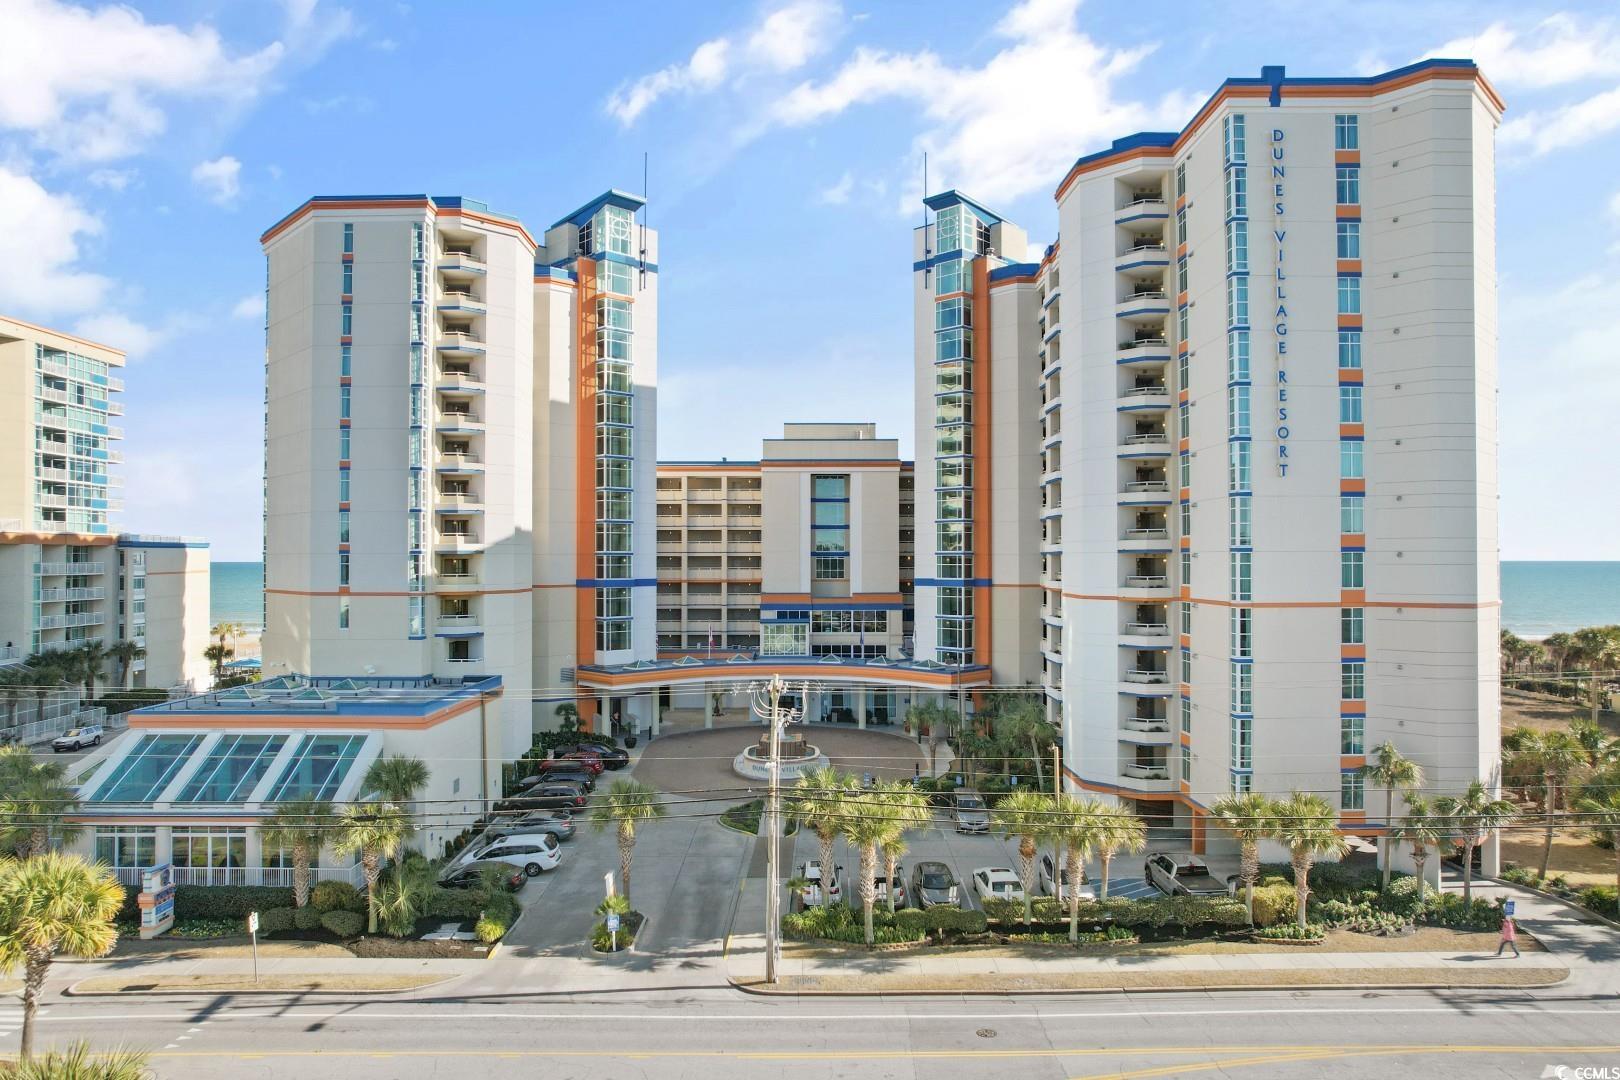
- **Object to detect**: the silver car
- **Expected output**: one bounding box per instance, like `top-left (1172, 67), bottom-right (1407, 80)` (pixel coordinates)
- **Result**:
top-left (1144, 853), bottom-right (1229, 897)
top-left (52, 726), bottom-right (104, 752)
top-left (953, 790), bottom-right (990, 834)
top-left (485, 811), bottom-right (575, 842)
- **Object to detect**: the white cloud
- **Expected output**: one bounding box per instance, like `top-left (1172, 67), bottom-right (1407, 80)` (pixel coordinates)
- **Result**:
top-left (231, 294), bottom-right (263, 320)
top-left (86, 168), bottom-right (135, 191)
top-left (607, 0), bottom-right (841, 125)
top-left (771, 0), bottom-right (1190, 209)
top-left (0, 165), bottom-right (108, 315)
top-left (817, 171), bottom-right (855, 205)
top-left (1609, 190), bottom-right (1620, 223)
top-left (71, 312), bottom-right (167, 359)
top-left (1423, 15), bottom-right (1620, 89)
top-left (192, 155), bottom-right (242, 205)
top-left (1498, 85), bottom-right (1620, 157)
top-left (0, 0), bottom-right (284, 162)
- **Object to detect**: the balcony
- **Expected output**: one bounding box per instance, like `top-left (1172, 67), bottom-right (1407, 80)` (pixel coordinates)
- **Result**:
top-left (1120, 431), bottom-right (1172, 457)
top-left (1121, 761), bottom-right (1173, 786)
top-left (1119, 529), bottom-right (1170, 552)
top-left (1115, 292), bottom-right (1171, 322)
top-left (106, 425), bottom-right (124, 440)
top-left (436, 369), bottom-right (484, 392)
top-left (37, 612), bottom-right (106, 630)
top-left (437, 453), bottom-right (483, 474)
top-left (105, 401), bottom-right (124, 416)
top-left (435, 411), bottom-right (486, 434)
top-left (1121, 717), bottom-right (1173, 743)
top-left (35, 467), bottom-right (69, 483)
top-left (436, 572), bottom-right (482, 590)
top-left (437, 491), bottom-right (483, 509)
top-left (435, 613), bottom-right (483, 636)
top-left (1123, 621), bottom-right (1170, 637)
top-left (1115, 338), bottom-right (1171, 366)
top-left (437, 251), bottom-right (486, 277)
top-left (0, 645), bottom-right (23, 667)
top-left (1115, 196), bottom-right (1168, 224)
top-left (34, 561), bottom-right (106, 577)
top-left (435, 532), bottom-right (484, 553)
top-left (1118, 482), bottom-right (1170, 506)
top-left (37, 587), bottom-right (106, 603)
top-left (437, 290), bottom-right (488, 316)
top-left (726, 566), bottom-right (762, 581)
top-left (443, 655), bottom-right (484, 669)
top-left (105, 375), bottom-right (124, 392)
top-left (1115, 243), bottom-right (1169, 273)
top-left (436, 332), bottom-right (486, 357)
top-left (35, 493), bottom-right (68, 509)
top-left (1118, 380), bottom-right (1171, 413)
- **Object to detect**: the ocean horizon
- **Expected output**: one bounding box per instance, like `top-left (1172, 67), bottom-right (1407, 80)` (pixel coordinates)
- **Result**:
top-left (209, 559), bottom-right (1620, 639)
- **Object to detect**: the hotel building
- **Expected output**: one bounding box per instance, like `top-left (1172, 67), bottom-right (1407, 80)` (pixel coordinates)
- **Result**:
top-left (260, 191), bottom-right (659, 759)
top-left (915, 61), bottom-right (1503, 859)
top-left (0, 315), bottom-right (210, 694)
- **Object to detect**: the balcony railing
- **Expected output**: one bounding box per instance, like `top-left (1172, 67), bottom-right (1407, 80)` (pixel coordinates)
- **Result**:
top-left (1124, 575), bottom-right (1168, 588)
top-left (1124, 622), bottom-right (1170, 635)
top-left (1123, 432), bottom-right (1169, 445)
top-left (444, 656), bottom-right (484, 666)
top-left (1122, 481), bottom-right (1169, 493)
top-left (0, 646), bottom-right (22, 666)
top-left (1123, 383), bottom-right (1168, 396)
top-left (1124, 528), bottom-right (1169, 540)
top-left (37, 612), bottom-right (106, 630)
top-left (37, 587), bottom-right (106, 603)
top-left (1121, 242), bottom-right (1167, 256)
top-left (1122, 762), bottom-right (1171, 781)
top-left (1118, 338), bottom-right (1168, 351)
top-left (170, 864), bottom-right (364, 889)
top-left (1122, 718), bottom-right (1171, 733)
top-left (1124, 668), bottom-right (1170, 684)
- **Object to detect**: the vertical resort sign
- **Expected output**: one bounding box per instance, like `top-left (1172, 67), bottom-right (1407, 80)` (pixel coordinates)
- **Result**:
top-left (1271, 126), bottom-right (1289, 477)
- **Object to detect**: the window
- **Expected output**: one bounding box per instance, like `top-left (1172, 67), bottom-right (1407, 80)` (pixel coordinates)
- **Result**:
top-left (1341, 550), bottom-right (1364, 589)
top-left (596, 619), bottom-right (631, 652)
top-left (935, 328), bottom-right (972, 362)
top-left (937, 587), bottom-right (972, 617)
top-left (1341, 714), bottom-right (1364, 754)
top-left (1336, 166), bottom-right (1360, 205)
top-left (1337, 221), bottom-right (1360, 259)
top-left (341, 263), bottom-right (353, 295)
top-left (1231, 606), bottom-right (1253, 658)
top-left (1335, 113), bottom-right (1359, 151)
top-left (341, 304), bottom-right (352, 336)
top-left (1175, 162), bottom-right (1186, 198)
top-left (590, 205), bottom-right (634, 257)
top-left (340, 344), bottom-right (352, 377)
top-left (339, 428), bottom-right (350, 461)
top-left (598, 259), bottom-right (632, 295)
top-left (936, 521), bottom-right (968, 552)
top-left (172, 826), bottom-right (247, 876)
top-left (1180, 600), bottom-right (1193, 635)
top-left (1176, 207), bottom-right (1188, 247)
top-left (1230, 663), bottom-right (1253, 716)
top-left (338, 552), bottom-right (350, 586)
top-left (1340, 771), bottom-right (1365, 811)
top-left (1229, 495), bottom-right (1251, 548)
top-left (95, 826), bottom-right (155, 869)
top-left (812, 556), bottom-right (846, 580)
top-left (342, 223), bottom-right (354, 254)
top-left (1227, 385), bottom-right (1251, 437)
top-left (339, 385), bottom-right (351, 420)
top-left (1341, 660), bottom-right (1365, 700)
top-left (1181, 695), bottom-right (1192, 733)
top-left (1177, 255), bottom-right (1189, 294)
top-left (936, 457), bottom-right (970, 489)
top-left (1180, 548), bottom-right (1192, 586)
top-left (1226, 221), bottom-right (1249, 273)
top-left (338, 509), bottom-right (350, 544)
top-left (1230, 551), bottom-right (1252, 603)
top-left (1231, 771), bottom-right (1253, 794)
top-left (1227, 330), bottom-right (1250, 383)
top-left (338, 469), bottom-right (350, 503)
top-left (935, 258), bottom-right (968, 296)
top-left (1341, 606), bottom-right (1364, 645)
top-left (761, 622), bottom-right (809, 656)
top-left (1223, 113), bottom-right (1246, 163)
top-left (338, 596), bottom-right (350, 629)
top-left (1179, 401), bottom-right (1190, 438)
top-left (1337, 276), bottom-right (1361, 315)
top-left (1179, 500), bottom-right (1191, 540)
top-left (1228, 440), bottom-right (1251, 491)
top-left (1179, 453), bottom-right (1191, 489)
top-left (935, 298), bottom-right (970, 330)
top-left (1339, 385), bottom-right (1363, 423)
top-left (1227, 276), bottom-right (1249, 326)
top-left (813, 475), bottom-right (848, 500)
top-left (1181, 648), bottom-right (1192, 684)
top-left (1181, 744), bottom-right (1191, 783)
top-left (1178, 306), bottom-right (1190, 344)
top-left (812, 528), bottom-right (848, 553)
top-left (1340, 440), bottom-right (1364, 479)
top-left (411, 221), bottom-right (425, 260)
top-left (409, 594), bottom-right (424, 637)
top-left (1338, 331), bottom-right (1362, 369)
top-left (1340, 495), bottom-right (1364, 534)
top-left (1224, 168), bottom-right (1248, 219)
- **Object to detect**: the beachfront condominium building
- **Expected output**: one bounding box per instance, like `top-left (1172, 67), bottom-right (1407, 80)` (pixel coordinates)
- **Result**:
top-left (260, 192), bottom-right (658, 759)
top-left (916, 61), bottom-right (1503, 860)
top-left (0, 316), bottom-right (211, 697)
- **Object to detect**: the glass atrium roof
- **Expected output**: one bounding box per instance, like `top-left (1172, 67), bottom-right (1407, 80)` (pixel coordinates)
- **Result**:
top-left (81, 730), bottom-right (379, 807)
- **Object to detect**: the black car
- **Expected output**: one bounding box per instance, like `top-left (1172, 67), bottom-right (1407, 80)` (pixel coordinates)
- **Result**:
top-left (496, 782), bottom-right (588, 812)
top-left (519, 765), bottom-right (594, 792)
top-left (439, 861), bottom-right (526, 892)
top-left (552, 741), bottom-right (630, 770)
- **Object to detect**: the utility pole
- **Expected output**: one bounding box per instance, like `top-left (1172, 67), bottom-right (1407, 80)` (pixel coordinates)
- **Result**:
top-left (765, 674), bottom-right (783, 985)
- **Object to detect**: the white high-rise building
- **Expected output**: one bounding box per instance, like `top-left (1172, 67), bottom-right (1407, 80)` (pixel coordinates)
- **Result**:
top-left (260, 192), bottom-right (658, 758)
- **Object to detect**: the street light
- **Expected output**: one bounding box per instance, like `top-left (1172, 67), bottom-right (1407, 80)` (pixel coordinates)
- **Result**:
top-left (747, 673), bottom-right (806, 985)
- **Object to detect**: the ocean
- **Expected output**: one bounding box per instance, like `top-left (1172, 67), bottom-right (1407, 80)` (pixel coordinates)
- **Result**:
top-left (208, 560), bottom-right (1620, 638)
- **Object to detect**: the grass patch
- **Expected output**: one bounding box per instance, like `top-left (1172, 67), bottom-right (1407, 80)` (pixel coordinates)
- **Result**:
top-left (754, 966), bottom-right (1570, 994)
top-left (70, 973), bottom-right (449, 995)
top-left (719, 799), bottom-right (799, 836)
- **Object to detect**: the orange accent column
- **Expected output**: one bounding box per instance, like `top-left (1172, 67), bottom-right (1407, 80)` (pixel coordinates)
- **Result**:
top-left (1190, 809), bottom-right (1206, 854)
top-left (971, 258), bottom-right (992, 669)
top-left (575, 257), bottom-right (599, 732)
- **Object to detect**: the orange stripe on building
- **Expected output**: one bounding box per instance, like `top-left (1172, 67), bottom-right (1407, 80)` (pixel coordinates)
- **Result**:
top-left (1336, 259), bottom-right (1362, 275)
top-left (1334, 150), bottom-right (1361, 165)
top-left (1340, 423), bottom-right (1365, 439)
top-left (1340, 478), bottom-right (1366, 494)
top-left (1339, 368), bottom-right (1363, 383)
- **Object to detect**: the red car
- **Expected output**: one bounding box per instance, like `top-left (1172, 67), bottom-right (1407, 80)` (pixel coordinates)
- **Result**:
top-left (557, 751), bottom-right (604, 774)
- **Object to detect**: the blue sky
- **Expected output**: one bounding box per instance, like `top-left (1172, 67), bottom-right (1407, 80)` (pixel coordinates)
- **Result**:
top-left (2, 0), bottom-right (1618, 560)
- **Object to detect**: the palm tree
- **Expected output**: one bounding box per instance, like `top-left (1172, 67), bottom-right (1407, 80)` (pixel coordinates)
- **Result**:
top-left (1048, 794), bottom-right (1106, 943)
top-left (876, 782), bottom-right (928, 914)
top-left (202, 642), bottom-right (233, 683)
top-left (363, 755), bottom-right (430, 808)
top-left (0, 747), bottom-right (83, 857)
top-left (838, 788), bottom-right (895, 948)
top-left (786, 766), bottom-right (855, 908)
top-left (0, 666), bottom-right (31, 731)
top-left (905, 701), bottom-right (953, 778)
top-left (0, 852), bottom-right (123, 1061)
top-left (1572, 626), bottom-right (1620, 724)
top-left (1570, 718), bottom-right (1619, 769)
top-left (68, 641), bottom-right (108, 700)
top-left (553, 701), bottom-right (579, 734)
top-left (106, 640), bottom-right (145, 692)
top-left (260, 798), bottom-right (334, 908)
top-left (20, 653), bottom-right (71, 726)
top-left (1517, 730), bottom-right (1585, 879)
top-left (1359, 741), bottom-right (1423, 890)
top-left (589, 779), bottom-right (666, 904)
top-left (1544, 631), bottom-right (1576, 678)
top-left (1573, 779), bottom-right (1620, 897)
top-left (1210, 792), bottom-right (1277, 923)
top-left (1271, 791), bottom-right (1349, 928)
top-left (1391, 795), bottom-right (1447, 890)
top-left (1432, 780), bottom-right (1517, 902)
top-left (329, 802), bottom-right (412, 934)
top-left (992, 789), bottom-right (1056, 923)
top-left (1094, 804), bottom-right (1147, 900)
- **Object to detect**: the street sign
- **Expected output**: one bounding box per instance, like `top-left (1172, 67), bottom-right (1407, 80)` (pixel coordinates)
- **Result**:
top-left (246, 912), bottom-right (259, 934)
top-left (247, 911), bottom-right (260, 983)
top-left (605, 913), bottom-right (621, 932)
top-left (1504, 899), bottom-right (1516, 917)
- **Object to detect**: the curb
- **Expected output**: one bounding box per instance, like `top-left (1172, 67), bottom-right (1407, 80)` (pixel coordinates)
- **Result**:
top-left (725, 969), bottom-right (1572, 997)
top-left (65, 975), bottom-right (458, 998)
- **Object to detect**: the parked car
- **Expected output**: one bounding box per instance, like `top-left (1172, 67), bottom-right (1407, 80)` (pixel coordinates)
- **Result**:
top-left (51, 726), bottom-right (105, 752)
top-left (474, 833), bottom-right (562, 876)
top-left (439, 861), bottom-right (526, 892)
top-left (971, 867), bottom-right (1025, 905)
top-left (953, 789), bottom-right (990, 834)
top-left (873, 867), bottom-right (907, 909)
top-left (909, 861), bottom-right (961, 908)
top-left (555, 752), bottom-right (603, 774)
top-left (520, 762), bottom-right (595, 791)
top-left (484, 811), bottom-right (575, 842)
top-left (1144, 853), bottom-right (1229, 897)
top-left (1038, 853), bottom-right (1096, 902)
top-left (551, 741), bottom-right (630, 770)
top-left (797, 860), bottom-right (843, 907)
top-left (497, 782), bottom-right (588, 812)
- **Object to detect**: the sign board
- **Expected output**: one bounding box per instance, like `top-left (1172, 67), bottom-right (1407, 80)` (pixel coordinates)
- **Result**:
top-left (605, 913), bottom-right (621, 932)
top-left (136, 863), bottom-right (176, 940)
top-left (1504, 900), bottom-right (1516, 918)
top-left (247, 912), bottom-right (259, 934)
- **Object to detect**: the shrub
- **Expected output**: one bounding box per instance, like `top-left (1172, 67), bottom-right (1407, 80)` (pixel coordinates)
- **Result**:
top-left (476, 916), bottom-right (507, 944)
top-left (170, 918), bottom-right (242, 939)
top-left (310, 880), bottom-right (364, 914)
top-left (257, 907), bottom-right (296, 934)
top-left (982, 895), bottom-right (1248, 935)
top-left (1577, 886), bottom-right (1618, 920)
top-left (173, 885), bottom-right (294, 921)
top-left (1257, 921), bottom-right (1326, 941)
top-left (1499, 865), bottom-right (1541, 887)
top-left (481, 891), bottom-right (520, 926)
top-left (1378, 875), bottom-right (1429, 920)
top-left (421, 888), bottom-right (486, 920)
top-left (320, 909), bottom-right (364, 938)
top-left (293, 907), bottom-right (323, 931)
top-left (780, 902), bottom-right (926, 945)
top-left (1249, 884), bottom-right (1297, 928)
top-left (1423, 892), bottom-right (1505, 931)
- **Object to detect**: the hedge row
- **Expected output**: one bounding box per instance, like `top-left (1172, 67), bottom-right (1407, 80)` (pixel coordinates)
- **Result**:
top-left (781, 903), bottom-right (988, 945)
top-left (980, 894), bottom-right (1249, 933)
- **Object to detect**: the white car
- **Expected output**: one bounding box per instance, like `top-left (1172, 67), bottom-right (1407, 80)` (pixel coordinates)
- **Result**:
top-left (1038, 853), bottom-right (1096, 902)
top-left (797, 860), bottom-right (844, 907)
top-left (51, 726), bottom-right (104, 752)
top-left (472, 833), bottom-right (562, 876)
top-left (874, 867), bottom-right (907, 909)
top-left (971, 866), bottom-right (1025, 905)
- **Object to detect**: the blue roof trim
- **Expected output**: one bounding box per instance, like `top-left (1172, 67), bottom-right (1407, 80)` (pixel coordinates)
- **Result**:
top-left (575, 578), bottom-right (658, 588)
top-left (988, 262), bottom-right (1039, 282)
top-left (550, 189), bottom-right (646, 231)
top-left (545, 251), bottom-right (658, 274)
top-left (533, 264), bottom-right (577, 282)
top-left (922, 190), bottom-right (1003, 226)
top-left (132, 674), bottom-right (503, 718)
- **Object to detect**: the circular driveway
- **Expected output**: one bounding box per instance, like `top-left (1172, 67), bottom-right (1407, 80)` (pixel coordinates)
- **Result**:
top-left (629, 724), bottom-right (927, 798)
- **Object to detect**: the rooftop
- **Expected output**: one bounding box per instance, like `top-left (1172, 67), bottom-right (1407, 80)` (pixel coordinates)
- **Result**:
top-left (133, 673), bottom-right (501, 718)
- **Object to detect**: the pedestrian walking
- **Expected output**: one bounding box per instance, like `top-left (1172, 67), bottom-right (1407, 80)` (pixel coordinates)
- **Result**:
top-left (1494, 915), bottom-right (1520, 958)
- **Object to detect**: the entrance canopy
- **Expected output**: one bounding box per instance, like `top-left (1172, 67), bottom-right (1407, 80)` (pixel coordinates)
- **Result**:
top-left (574, 654), bottom-right (992, 691)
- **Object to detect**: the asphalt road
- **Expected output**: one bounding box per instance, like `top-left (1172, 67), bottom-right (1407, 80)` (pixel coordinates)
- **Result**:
top-left (11, 989), bottom-right (1619, 1078)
